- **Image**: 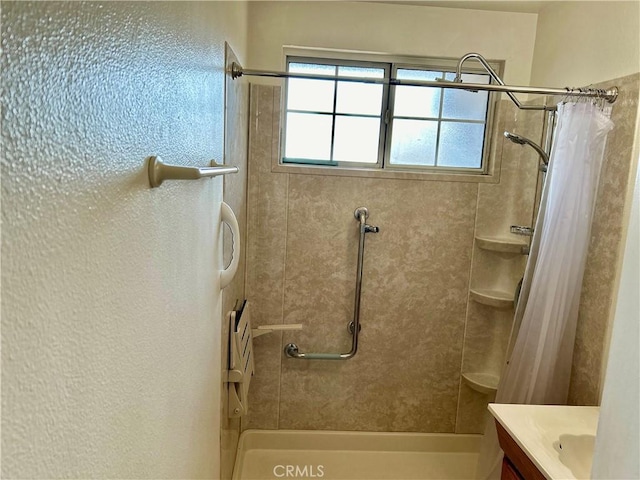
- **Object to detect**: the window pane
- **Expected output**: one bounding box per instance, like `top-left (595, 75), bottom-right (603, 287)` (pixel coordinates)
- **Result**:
top-left (438, 121), bottom-right (485, 168)
top-left (389, 119), bottom-right (438, 166)
top-left (333, 116), bottom-right (380, 163)
top-left (442, 73), bottom-right (490, 121)
top-left (287, 63), bottom-right (336, 113)
top-left (393, 69), bottom-right (442, 118)
top-left (284, 112), bottom-right (332, 161)
top-left (336, 66), bottom-right (385, 115)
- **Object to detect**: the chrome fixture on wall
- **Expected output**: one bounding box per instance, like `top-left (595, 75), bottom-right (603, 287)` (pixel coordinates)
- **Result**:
top-left (453, 53), bottom-right (555, 111)
top-left (284, 207), bottom-right (379, 360)
top-left (145, 155), bottom-right (239, 188)
top-left (504, 132), bottom-right (550, 171)
top-left (510, 225), bottom-right (535, 236)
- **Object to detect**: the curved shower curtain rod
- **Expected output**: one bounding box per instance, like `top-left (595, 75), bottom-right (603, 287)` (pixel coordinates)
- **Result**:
top-left (230, 52), bottom-right (618, 111)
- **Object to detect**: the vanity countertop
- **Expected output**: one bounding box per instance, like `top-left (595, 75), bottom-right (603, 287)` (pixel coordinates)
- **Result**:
top-left (488, 404), bottom-right (599, 480)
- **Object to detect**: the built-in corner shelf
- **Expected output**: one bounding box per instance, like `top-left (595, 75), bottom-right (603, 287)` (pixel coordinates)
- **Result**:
top-left (462, 372), bottom-right (500, 395)
top-left (470, 288), bottom-right (514, 309)
top-left (475, 235), bottom-right (528, 255)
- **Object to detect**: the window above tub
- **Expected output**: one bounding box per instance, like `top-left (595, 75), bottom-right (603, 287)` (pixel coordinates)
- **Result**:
top-left (279, 50), bottom-right (503, 181)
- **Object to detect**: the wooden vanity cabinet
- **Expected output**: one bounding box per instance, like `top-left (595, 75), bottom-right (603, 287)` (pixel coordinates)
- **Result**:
top-left (502, 458), bottom-right (524, 480)
top-left (495, 420), bottom-right (546, 480)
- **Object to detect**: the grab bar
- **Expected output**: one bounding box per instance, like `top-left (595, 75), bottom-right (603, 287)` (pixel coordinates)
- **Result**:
top-left (285, 207), bottom-right (378, 360)
top-left (146, 156), bottom-right (239, 188)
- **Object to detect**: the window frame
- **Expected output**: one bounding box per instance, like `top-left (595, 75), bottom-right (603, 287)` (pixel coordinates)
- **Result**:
top-left (384, 63), bottom-right (495, 175)
top-left (280, 51), bottom-right (503, 178)
top-left (282, 56), bottom-right (391, 169)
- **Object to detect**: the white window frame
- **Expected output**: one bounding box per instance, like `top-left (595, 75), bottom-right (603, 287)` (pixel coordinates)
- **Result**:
top-left (280, 49), bottom-right (504, 178)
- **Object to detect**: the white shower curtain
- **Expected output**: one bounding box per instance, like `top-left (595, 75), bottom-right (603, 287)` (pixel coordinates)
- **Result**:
top-left (476, 100), bottom-right (614, 479)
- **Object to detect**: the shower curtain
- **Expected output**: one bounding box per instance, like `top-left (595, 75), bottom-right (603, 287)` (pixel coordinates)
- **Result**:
top-left (476, 100), bottom-right (614, 480)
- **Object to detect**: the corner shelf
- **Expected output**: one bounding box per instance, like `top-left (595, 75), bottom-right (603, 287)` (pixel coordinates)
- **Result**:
top-left (470, 288), bottom-right (514, 309)
top-left (462, 372), bottom-right (500, 395)
top-left (475, 235), bottom-right (528, 254)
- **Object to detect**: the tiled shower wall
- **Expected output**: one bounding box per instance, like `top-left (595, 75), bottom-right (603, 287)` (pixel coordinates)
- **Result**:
top-left (456, 103), bottom-right (544, 433)
top-left (568, 73), bottom-right (640, 405)
top-left (244, 85), bottom-right (538, 433)
top-left (243, 75), bottom-right (638, 433)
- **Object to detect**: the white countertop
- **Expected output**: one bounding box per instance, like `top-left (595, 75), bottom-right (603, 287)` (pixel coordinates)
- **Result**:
top-left (488, 404), bottom-right (599, 480)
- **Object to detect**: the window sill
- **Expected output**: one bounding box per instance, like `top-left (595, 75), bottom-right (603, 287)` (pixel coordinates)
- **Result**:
top-left (272, 162), bottom-right (501, 183)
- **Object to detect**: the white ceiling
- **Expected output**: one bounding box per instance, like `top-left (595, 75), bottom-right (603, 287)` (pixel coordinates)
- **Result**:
top-left (365, 1), bottom-right (547, 14)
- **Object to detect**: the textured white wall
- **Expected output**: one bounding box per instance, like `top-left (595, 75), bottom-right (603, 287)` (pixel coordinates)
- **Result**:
top-left (530, 1), bottom-right (640, 87)
top-left (247, 1), bottom-right (538, 85)
top-left (1, 2), bottom-right (247, 478)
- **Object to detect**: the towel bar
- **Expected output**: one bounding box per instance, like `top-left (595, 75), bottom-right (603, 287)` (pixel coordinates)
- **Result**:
top-left (146, 155), bottom-right (239, 188)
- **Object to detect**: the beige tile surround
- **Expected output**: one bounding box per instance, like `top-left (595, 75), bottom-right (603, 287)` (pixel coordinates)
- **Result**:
top-left (455, 101), bottom-right (543, 433)
top-left (568, 73), bottom-right (640, 406)
top-left (243, 74), bottom-right (639, 434)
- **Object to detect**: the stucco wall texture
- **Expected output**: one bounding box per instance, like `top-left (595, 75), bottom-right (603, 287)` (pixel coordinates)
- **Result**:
top-left (1, 2), bottom-right (247, 478)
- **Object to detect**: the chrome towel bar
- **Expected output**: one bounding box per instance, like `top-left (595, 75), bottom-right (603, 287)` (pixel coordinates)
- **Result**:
top-left (146, 155), bottom-right (239, 188)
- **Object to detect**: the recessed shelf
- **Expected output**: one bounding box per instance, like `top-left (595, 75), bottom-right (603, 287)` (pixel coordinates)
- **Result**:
top-left (475, 235), bottom-right (528, 254)
top-left (462, 372), bottom-right (500, 395)
top-left (469, 288), bottom-right (514, 309)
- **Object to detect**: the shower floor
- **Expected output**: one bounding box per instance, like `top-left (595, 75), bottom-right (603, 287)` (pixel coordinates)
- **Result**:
top-left (232, 429), bottom-right (481, 480)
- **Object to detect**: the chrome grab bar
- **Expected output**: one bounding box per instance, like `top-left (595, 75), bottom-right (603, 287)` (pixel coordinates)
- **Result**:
top-left (146, 156), bottom-right (239, 188)
top-left (284, 207), bottom-right (378, 360)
